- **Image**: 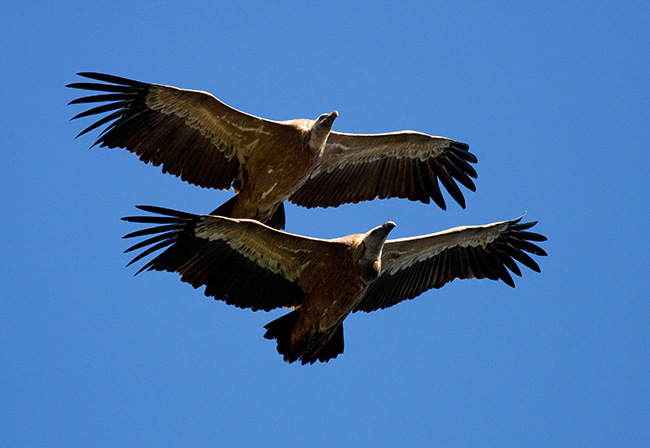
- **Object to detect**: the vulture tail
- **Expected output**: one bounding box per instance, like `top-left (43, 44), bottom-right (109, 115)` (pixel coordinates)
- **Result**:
top-left (268, 202), bottom-right (286, 230)
top-left (264, 310), bottom-right (344, 365)
top-left (304, 324), bottom-right (344, 365)
top-left (209, 195), bottom-right (237, 217)
top-left (209, 197), bottom-right (286, 230)
top-left (264, 310), bottom-right (301, 362)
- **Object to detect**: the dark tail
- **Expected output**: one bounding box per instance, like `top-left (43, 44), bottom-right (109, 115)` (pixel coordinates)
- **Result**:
top-left (209, 196), bottom-right (286, 230)
top-left (267, 202), bottom-right (285, 230)
top-left (264, 309), bottom-right (344, 365)
top-left (209, 195), bottom-right (238, 217)
top-left (263, 309), bottom-right (302, 363)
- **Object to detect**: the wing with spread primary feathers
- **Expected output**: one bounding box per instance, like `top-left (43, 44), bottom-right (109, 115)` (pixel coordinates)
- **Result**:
top-left (68, 72), bottom-right (295, 191)
top-left (122, 206), bottom-right (339, 311)
top-left (354, 217), bottom-right (547, 312)
top-left (290, 131), bottom-right (477, 210)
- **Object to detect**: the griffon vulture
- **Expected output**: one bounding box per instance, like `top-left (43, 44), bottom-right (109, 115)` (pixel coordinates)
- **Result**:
top-left (69, 73), bottom-right (478, 229)
top-left (122, 206), bottom-right (547, 364)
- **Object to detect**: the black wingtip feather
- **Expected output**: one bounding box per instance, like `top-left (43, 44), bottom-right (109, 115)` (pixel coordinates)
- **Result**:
top-left (122, 224), bottom-right (181, 240)
top-left (74, 110), bottom-right (124, 137)
top-left (127, 239), bottom-right (176, 269)
top-left (76, 72), bottom-right (150, 88)
top-left (66, 82), bottom-right (130, 93)
top-left (124, 232), bottom-right (178, 253)
top-left (514, 230), bottom-right (547, 242)
top-left (134, 205), bottom-right (196, 218)
top-left (122, 216), bottom-right (182, 224)
top-left (505, 243), bottom-right (542, 273)
top-left (451, 141), bottom-right (478, 164)
top-left (70, 101), bottom-right (128, 120)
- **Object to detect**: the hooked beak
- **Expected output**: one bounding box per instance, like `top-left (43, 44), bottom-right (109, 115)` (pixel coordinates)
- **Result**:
top-left (362, 222), bottom-right (396, 260)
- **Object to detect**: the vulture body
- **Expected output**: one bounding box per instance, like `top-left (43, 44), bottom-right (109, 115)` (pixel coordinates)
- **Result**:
top-left (122, 206), bottom-right (547, 364)
top-left (69, 73), bottom-right (478, 229)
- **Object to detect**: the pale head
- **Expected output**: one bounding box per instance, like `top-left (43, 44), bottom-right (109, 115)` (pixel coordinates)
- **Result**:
top-left (357, 222), bottom-right (396, 283)
top-left (308, 110), bottom-right (338, 151)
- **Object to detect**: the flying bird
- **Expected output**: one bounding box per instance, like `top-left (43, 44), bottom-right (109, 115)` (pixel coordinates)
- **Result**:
top-left (69, 72), bottom-right (478, 229)
top-left (122, 206), bottom-right (547, 364)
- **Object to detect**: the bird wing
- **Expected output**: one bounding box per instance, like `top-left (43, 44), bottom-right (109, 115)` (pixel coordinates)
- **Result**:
top-left (122, 206), bottom-right (343, 311)
top-left (68, 72), bottom-right (297, 191)
top-left (289, 130), bottom-right (477, 210)
top-left (354, 217), bottom-right (547, 312)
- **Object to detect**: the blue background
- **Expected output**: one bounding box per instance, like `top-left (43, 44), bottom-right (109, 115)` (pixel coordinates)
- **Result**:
top-left (1, 2), bottom-right (648, 446)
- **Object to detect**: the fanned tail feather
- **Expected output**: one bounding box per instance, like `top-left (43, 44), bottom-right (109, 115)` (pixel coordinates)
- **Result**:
top-left (264, 310), bottom-right (344, 365)
top-left (209, 196), bottom-right (286, 230)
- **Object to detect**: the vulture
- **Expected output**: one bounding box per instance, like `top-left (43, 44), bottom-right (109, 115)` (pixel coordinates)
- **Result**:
top-left (122, 206), bottom-right (547, 364)
top-left (68, 72), bottom-right (478, 229)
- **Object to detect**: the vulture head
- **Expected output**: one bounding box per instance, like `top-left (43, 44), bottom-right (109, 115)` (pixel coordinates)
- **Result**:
top-left (357, 221), bottom-right (396, 283)
top-left (309, 110), bottom-right (338, 152)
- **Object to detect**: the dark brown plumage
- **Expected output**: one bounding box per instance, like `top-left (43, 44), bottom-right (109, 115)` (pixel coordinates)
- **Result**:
top-left (122, 206), bottom-right (547, 364)
top-left (69, 72), bottom-right (478, 229)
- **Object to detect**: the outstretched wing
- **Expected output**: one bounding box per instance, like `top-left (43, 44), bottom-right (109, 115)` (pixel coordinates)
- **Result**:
top-left (68, 72), bottom-right (295, 191)
top-left (122, 206), bottom-right (338, 311)
top-left (289, 131), bottom-right (477, 210)
top-left (354, 217), bottom-right (547, 312)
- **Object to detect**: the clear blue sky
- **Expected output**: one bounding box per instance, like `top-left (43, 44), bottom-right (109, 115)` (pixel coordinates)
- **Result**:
top-left (1, 2), bottom-right (648, 447)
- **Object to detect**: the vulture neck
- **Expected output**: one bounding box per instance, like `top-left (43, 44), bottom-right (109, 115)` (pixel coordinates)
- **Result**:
top-left (356, 222), bottom-right (396, 283)
top-left (308, 111), bottom-right (338, 152)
